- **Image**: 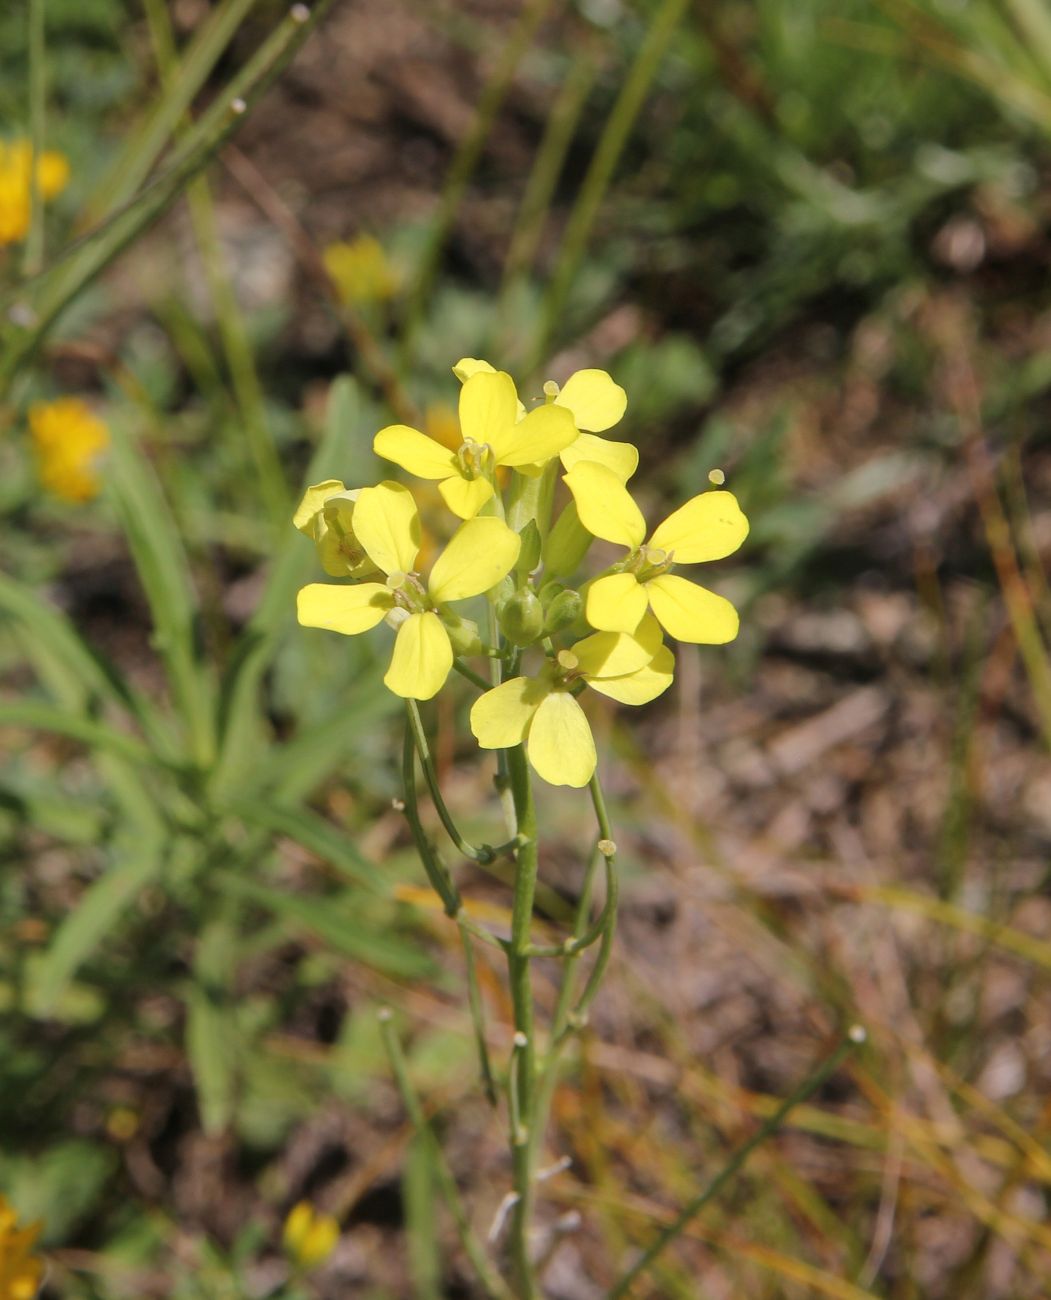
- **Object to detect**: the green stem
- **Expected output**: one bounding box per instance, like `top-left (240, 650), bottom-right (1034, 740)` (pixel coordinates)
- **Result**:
top-left (401, 715), bottom-right (459, 916)
top-left (526, 0), bottom-right (689, 377)
top-left (457, 916), bottom-right (499, 1107)
top-left (607, 1029), bottom-right (866, 1298)
top-left (378, 1009), bottom-right (512, 1300)
top-left (504, 742), bottom-right (541, 1298)
top-left (406, 699), bottom-right (501, 865)
top-left (25, 0), bottom-right (46, 277)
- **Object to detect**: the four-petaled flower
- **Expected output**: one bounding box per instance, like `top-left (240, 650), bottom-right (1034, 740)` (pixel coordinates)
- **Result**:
top-left (374, 370), bottom-right (577, 519)
top-left (469, 616), bottom-right (673, 787)
top-left (564, 460), bottom-right (748, 645)
top-left (453, 357), bottom-right (637, 483)
top-left (297, 481), bottom-right (520, 699)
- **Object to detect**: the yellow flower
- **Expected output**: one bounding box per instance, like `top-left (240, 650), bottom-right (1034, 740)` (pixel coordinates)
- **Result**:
top-left (29, 397), bottom-right (110, 502)
top-left (297, 481), bottom-right (520, 699)
top-left (469, 617), bottom-right (673, 787)
top-left (0, 1194), bottom-right (44, 1300)
top-left (453, 357), bottom-right (637, 483)
top-left (293, 479), bottom-right (383, 579)
top-left (564, 460), bottom-right (748, 644)
top-left (283, 1201), bottom-right (339, 1270)
top-left (373, 370), bottom-right (577, 519)
top-left (322, 235), bottom-right (397, 304)
top-left (0, 139), bottom-right (69, 247)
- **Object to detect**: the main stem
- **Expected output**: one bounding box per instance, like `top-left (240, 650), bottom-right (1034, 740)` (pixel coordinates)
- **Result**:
top-left (505, 742), bottom-right (540, 1298)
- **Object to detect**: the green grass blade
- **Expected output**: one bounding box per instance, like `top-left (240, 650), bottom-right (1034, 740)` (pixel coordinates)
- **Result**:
top-left (88, 0), bottom-right (262, 219)
top-left (105, 415), bottom-right (215, 767)
top-left (211, 376), bottom-right (365, 798)
top-left (34, 844), bottom-right (164, 1014)
top-left (222, 800), bottom-right (386, 894)
top-left (0, 700), bottom-right (160, 769)
top-left (216, 874), bottom-right (435, 979)
top-left (187, 916), bottom-right (240, 1136)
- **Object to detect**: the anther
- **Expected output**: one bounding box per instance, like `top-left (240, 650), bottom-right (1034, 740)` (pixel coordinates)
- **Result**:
top-left (643, 545), bottom-right (667, 566)
top-left (556, 650), bottom-right (579, 672)
top-left (708, 467), bottom-right (725, 485)
top-left (386, 571), bottom-right (407, 591)
top-left (543, 379), bottom-right (560, 400)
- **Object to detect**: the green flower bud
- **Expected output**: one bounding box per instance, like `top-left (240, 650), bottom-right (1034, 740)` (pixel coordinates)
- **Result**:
top-left (443, 612), bottom-right (482, 657)
top-left (544, 502), bottom-right (592, 577)
top-left (499, 589), bottom-right (544, 647)
top-left (543, 587), bottom-right (583, 634)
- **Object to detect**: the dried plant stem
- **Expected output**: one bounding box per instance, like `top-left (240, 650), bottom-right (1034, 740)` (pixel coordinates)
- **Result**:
top-left (607, 1030), bottom-right (865, 1297)
top-left (25, 0), bottom-right (47, 277)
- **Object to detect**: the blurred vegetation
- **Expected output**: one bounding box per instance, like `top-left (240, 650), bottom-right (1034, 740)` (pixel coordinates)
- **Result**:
top-left (3, 0), bottom-right (1051, 1296)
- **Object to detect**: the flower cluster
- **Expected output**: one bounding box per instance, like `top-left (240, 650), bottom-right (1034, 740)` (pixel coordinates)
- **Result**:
top-left (0, 139), bottom-right (69, 248)
top-left (29, 398), bottom-right (110, 502)
top-left (0, 1194), bottom-right (43, 1300)
top-left (295, 361), bottom-right (748, 787)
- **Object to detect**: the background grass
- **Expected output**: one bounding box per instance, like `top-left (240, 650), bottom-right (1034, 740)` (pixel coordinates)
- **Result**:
top-left (2, 0), bottom-right (1051, 1296)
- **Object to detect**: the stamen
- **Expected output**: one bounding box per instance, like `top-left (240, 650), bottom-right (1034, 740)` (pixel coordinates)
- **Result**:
top-left (543, 379), bottom-right (560, 400)
top-left (556, 650), bottom-right (579, 672)
top-left (708, 467), bottom-right (725, 485)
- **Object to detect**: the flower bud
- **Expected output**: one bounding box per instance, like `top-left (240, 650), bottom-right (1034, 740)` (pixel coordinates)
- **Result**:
top-left (443, 612), bottom-right (482, 656)
top-left (543, 587), bottom-right (583, 634)
top-left (499, 589), bottom-right (544, 646)
top-left (544, 502), bottom-right (592, 577)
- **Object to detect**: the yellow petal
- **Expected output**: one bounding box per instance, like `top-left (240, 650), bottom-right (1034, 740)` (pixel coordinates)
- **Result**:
top-left (38, 150), bottom-right (71, 199)
top-left (299, 1216), bottom-right (340, 1267)
top-left (459, 370), bottom-right (518, 445)
top-left (384, 612), bottom-right (453, 699)
top-left (297, 583), bottom-right (392, 635)
top-left (428, 517), bottom-right (521, 602)
top-left (560, 432), bottom-right (638, 483)
top-left (563, 461), bottom-right (646, 549)
top-left (527, 691), bottom-right (596, 787)
top-left (352, 481), bottom-right (421, 574)
top-left (645, 573), bottom-right (739, 644)
top-left (470, 676), bottom-right (549, 749)
top-left (572, 619), bottom-right (661, 679)
top-left (587, 645), bottom-right (675, 705)
top-left (374, 424), bottom-right (458, 479)
top-left (452, 357), bottom-right (497, 382)
top-left (438, 473), bottom-right (495, 520)
top-left (649, 490), bottom-right (749, 563)
top-left (293, 479), bottom-right (345, 536)
top-left (555, 369), bottom-right (627, 432)
top-left (489, 403), bottom-right (577, 467)
top-left (585, 572), bottom-right (648, 634)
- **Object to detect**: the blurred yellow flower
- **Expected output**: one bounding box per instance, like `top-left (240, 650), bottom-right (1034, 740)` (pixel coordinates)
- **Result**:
top-left (323, 235), bottom-right (398, 304)
top-left (0, 1194), bottom-right (44, 1300)
top-left (29, 398), bottom-right (110, 503)
top-left (282, 1201), bottom-right (339, 1270)
top-left (0, 139), bottom-right (69, 247)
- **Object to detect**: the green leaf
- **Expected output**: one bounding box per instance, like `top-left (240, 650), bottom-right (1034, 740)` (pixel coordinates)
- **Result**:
top-left (187, 918), bottom-right (239, 1136)
top-left (106, 416), bottom-right (215, 766)
top-left (224, 799), bottom-right (386, 894)
top-left (216, 874), bottom-right (434, 979)
top-left (211, 376), bottom-right (368, 798)
top-left (35, 844), bottom-right (164, 1013)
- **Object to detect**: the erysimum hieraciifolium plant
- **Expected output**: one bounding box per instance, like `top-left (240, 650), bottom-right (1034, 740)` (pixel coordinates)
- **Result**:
top-left (293, 360), bottom-right (748, 1297)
